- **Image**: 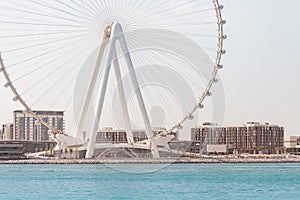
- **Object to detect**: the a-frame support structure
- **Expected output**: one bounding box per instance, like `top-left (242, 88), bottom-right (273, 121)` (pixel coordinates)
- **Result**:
top-left (76, 21), bottom-right (160, 159)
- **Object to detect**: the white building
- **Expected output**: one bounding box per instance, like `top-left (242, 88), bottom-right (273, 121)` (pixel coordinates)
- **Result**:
top-left (284, 136), bottom-right (300, 149)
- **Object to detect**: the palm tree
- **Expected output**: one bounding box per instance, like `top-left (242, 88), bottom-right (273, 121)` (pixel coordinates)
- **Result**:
top-left (239, 148), bottom-right (246, 154)
top-left (44, 148), bottom-right (49, 156)
top-left (22, 148), bottom-right (27, 154)
top-left (49, 148), bottom-right (54, 156)
top-left (253, 147), bottom-right (257, 155)
top-left (59, 149), bottom-right (63, 159)
top-left (257, 146), bottom-right (264, 154)
top-left (64, 148), bottom-right (68, 158)
top-left (69, 149), bottom-right (73, 159)
top-left (275, 147), bottom-right (280, 155)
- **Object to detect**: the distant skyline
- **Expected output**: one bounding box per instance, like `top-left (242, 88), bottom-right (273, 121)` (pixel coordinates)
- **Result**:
top-left (1, 0), bottom-right (300, 136)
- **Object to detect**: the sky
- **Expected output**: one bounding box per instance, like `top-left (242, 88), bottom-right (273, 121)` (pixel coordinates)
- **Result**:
top-left (221, 0), bottom-right (300, 135)
top-left (1, 0), bottom-right (300, 136)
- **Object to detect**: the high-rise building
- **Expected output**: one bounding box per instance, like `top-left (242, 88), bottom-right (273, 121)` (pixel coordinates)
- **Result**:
top-left (13, 110), bottom-right (64, 141)
top-left (191, 122), bottom-right (284, 154)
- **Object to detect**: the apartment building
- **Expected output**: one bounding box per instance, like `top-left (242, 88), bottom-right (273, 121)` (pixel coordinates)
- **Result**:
top-left (13, 110), bottom-right (64, 141)
top-left (191, 122), bottom-right (284, 154)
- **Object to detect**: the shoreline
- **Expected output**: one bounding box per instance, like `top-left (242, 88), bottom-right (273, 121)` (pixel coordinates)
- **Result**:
top-left (1, 157), bottom-right (300, 164)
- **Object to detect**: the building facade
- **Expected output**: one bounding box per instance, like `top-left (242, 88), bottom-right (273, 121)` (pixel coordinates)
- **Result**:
top-left (96, 128), bottom-right (144, 144)
top-left (284, 136), bottom-right (300, 154)
top-left (284, 136), bottom-right (300, 148)
top-left (13, 110), bottom-right (64, 141)
top-left (191, 122), bottom-right (285, 154)
top-left (95, 127), bottom-right (177, 144)
top-left (1, 123), bottom-right (14, 140)
top-left (0, 140), bottom-right (56, 160)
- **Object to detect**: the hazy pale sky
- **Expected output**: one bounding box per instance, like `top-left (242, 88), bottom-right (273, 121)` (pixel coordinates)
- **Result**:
top-left (221, 0), bottom-right (300, 135)
top-left (0, 0), bottom-right (299, 136)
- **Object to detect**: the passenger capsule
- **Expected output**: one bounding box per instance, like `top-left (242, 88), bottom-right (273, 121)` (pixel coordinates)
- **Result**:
top-left (188, 115), bottom-right (195, 120)
top-left (4, 82), bottom-right (10, 88)
top-left (177, 125), bottom-right (183, 130)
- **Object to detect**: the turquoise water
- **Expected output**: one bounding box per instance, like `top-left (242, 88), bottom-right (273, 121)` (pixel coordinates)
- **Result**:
top-left (0, 163), bottom-right (299, 200)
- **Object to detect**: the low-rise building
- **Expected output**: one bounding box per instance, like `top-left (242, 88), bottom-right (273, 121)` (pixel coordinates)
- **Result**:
top-left (284, 136), bottom-right (300, 154)
top-left (191, 122), bottom-right (284, 154)
top-left (95, 127), bottom-right (177, 144)
top-left (0, 140), bottom-right (56, 160)
top-left (284, 136), bottom-right (300, 148)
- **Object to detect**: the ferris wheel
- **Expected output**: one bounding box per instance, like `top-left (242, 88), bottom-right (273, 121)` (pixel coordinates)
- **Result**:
top-left (0, 0), bottom-right (226, 158)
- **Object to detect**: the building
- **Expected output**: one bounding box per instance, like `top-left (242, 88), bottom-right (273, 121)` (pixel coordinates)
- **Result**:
top-left (206, 144), bottom-right (228, 155)
top-left (191, 122), bottom-right (285, 154)
top-left (92, 127), bottom-right (177, 158)
top-left (13, 110), bottom-right (64, 141)
top-left (95, 127), bottom-right (177, 144)
top-left (1, 123), bottom-right (14, 140)
top-left (284, 136), bottom-right (300, 154)
top-left (96, 128), bottom-right (144, 144)
top-left (0, 140), bottom-right (56, 160)
top-left (284, 136), bottom-right (300, 148)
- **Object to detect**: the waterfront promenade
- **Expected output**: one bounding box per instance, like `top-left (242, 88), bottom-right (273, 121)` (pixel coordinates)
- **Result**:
top-left (1, 156), bottom-right (300, 164)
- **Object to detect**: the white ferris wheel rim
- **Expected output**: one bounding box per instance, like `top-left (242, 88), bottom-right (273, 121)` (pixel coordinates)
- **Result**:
top-left (0, 0), bottom-right (226, 136)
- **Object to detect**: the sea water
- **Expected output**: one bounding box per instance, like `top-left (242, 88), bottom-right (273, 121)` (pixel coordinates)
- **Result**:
top-left (0, 163), bottom-right (299, 200)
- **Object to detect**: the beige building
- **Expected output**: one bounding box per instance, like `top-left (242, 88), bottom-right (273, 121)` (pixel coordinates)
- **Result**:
top-left (13, 110), bottom-right (64, 141)
top-left (191, 122), bottom-right (284, 154)
top-left (96, 128), bottom-right (145, 144)
top-left (95, 127), bottom-right (176, 144)
top-left (284, 136), bottom-right (300, 148)
top-left (284, 136), bottom-right (300, 154)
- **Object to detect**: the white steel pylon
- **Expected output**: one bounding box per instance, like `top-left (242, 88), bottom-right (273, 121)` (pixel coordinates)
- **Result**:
top-left (83, 21), bottom-right (160, 158)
